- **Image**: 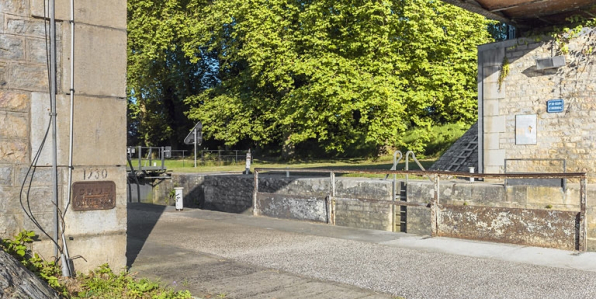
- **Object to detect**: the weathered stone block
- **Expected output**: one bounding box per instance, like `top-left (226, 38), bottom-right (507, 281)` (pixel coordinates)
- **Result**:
top-left (485, 149), bottom-right (505, 167)
top-left (506, 185), bottom-right (527, 205)
top-left (0, 213), bottom-right (19, 237)
top-left (0, 111), bottom-right (28, 138)
top-left (17, 166), bottom-right (53, 186)
top-left (17, 211), bottom-right (56, 238)
top-left (70, 96), bottom-right (126, 165)
top-left (485, 115), bottom-right (506, 133)
top-left (0, 166), bottom-right (12, 186)
top-left (31, 0), bottom-right (126, 29)
top-left (0, 140), bottom-right (27, 163)
top-left (484, 65), bottom-right (501, 83)
top-left (0, 90), bottom-right (29, 111)
top-left (0, 63), bottom-right (7, 87)
top-left (0, 35), bottom-right (25, 60)
top-left (406, 207), bottom-right (431, 235)
top-left (485, 132), bottom-right (500, 150)
top-left (30, 0), bottom-right (69, 21)
top-left (65, 232), bottom-right (127, 273)
top-left (525, 186), bottom-right (565, 207)
top-left (19, 187), bottom-right (55, 213)
top-left (484, 99), bottom-right (499, 116)
top-left (0, 0), bottom-right (29, 16)
top-left (6, 17), bottom-right (56, 38)
top-left (336, 179), bottom-right (392, 200)
top-left (9, 63), bottom-right (49, 91)
top-left (70, 24), bottom-right (126, 97)
top-left (30, 93), bottom-right (69, 165)
top-left (26, 37), bottom-right (48, 64)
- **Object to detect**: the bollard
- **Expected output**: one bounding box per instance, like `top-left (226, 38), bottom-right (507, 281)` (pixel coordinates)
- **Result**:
top-left (174, 187), bottom-right (184, 211)
top-left (469, 167), bottom-right (475, 183)
top-left (245, 149), bottom-right (252, 174)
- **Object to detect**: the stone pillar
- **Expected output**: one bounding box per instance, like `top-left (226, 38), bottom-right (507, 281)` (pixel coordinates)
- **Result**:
top-left (1, 0), bottom-right (127, 272)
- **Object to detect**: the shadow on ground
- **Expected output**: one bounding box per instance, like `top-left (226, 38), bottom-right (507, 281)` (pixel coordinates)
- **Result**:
top-left (126, 203), bottom-right (167, 268)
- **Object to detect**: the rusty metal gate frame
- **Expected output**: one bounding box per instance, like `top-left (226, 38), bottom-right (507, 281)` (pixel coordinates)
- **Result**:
top-left (253, 168), bottom-right (588, 251)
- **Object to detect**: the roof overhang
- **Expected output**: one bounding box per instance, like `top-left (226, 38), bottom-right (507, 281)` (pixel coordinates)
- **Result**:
top-left (442, 0), bottom-right (596, 29)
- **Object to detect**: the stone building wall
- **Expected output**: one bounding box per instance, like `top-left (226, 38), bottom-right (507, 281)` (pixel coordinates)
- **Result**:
top-left (0, 0), bottom-right (127, 272)
top-left (478, 27), bottom-right (596, 179)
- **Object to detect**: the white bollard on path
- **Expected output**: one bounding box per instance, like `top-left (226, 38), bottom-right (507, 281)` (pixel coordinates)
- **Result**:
top-left (175, 187), bottom-right (184, 211)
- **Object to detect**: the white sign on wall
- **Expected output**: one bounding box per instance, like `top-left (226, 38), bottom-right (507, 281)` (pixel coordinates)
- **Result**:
top-left (515, 114), bottom-right (537, 145)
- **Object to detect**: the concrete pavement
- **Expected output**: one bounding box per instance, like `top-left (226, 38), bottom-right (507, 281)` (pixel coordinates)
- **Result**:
top-left (127, 203), bottom-right (596, 298)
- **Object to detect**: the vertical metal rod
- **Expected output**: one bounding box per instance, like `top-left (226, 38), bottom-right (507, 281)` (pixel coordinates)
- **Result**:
top-left (405, 153), bottom-right (409, 186)
top-left (252, 170), bottom-right (259, 216)
top-left (60, 0), bottom-right (76, 276)
top-left (161, 146), bottom-right (165, 169)
top-left (431, 174), bottom-right (440, 237)
top-left (49, 0), bottom-right (60, 259)
top-left (329, 172), bottom-right (336, 225)
top-left (194, 130), bottom-right (197, 168)
top-left (138, 146), bottom-right (141, 169)
top-left (579, 175), bottom-right (587, 251)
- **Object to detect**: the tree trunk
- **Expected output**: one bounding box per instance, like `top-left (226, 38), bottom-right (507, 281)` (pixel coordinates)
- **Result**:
top-left (0, 251), bottom-right (60, 299)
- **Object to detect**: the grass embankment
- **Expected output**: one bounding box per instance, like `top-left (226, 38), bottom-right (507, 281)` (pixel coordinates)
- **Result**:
top-left (164, 156), bottom-right (436, 180)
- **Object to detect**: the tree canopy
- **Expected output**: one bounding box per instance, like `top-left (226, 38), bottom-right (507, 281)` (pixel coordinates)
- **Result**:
top-left (127, 0), bottom-right (494, 156)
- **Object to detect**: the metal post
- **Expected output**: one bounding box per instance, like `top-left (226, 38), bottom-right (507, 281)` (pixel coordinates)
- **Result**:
top-left (138, 146), bottom-right (142, 170)
top-left (161, 146), bottom-right (165, 169)
top-left (579, 175), bottom-right (587, 251)
top-left (194, 129), bottom-right (197, 168)
top-left (331, 171), bottom-right (336, 225)
top-left (405, 152), bottom-right (410, 186)
top-left (245, 149), bottom-right (252, 174)
top-left (392, 172), bottom-right (396, 232)
top-left (431, 174), bottom-right (440, 237)
top-left (253, 170), bottom-right (259, 216)
top-left (49, 0), bottom-right (60, 260)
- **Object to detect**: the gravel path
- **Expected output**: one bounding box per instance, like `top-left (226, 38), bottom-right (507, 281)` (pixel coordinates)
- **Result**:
top-left (131, 205), bottom-right (596, 299)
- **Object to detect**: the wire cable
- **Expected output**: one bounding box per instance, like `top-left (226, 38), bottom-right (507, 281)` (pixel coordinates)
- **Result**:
top-left (18, 0), bottom-right (64, 261)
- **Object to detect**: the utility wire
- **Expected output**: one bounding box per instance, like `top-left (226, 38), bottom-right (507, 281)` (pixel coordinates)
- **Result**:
top-left (19, 0), bottom-right (64, 261)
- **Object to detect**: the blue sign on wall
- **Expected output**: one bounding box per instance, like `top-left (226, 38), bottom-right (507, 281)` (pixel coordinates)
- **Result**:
top-left (547, 99), bottom-right (564, 113)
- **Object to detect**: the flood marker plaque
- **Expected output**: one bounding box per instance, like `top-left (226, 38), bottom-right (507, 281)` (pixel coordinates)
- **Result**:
top-left (72, 181), bottom-right (116, 211)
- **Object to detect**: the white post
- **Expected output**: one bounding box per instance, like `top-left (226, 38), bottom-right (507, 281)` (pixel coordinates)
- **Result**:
top-left (469, 167), bottom-right (475, 183)
top-left (245, 149), bottom-right (252, 174)
top-left (175, 187), bottom-right (184, 211)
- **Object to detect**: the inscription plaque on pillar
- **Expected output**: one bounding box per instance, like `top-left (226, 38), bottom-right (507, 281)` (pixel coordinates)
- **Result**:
top-left (72, 181), bottom-right (116, 211)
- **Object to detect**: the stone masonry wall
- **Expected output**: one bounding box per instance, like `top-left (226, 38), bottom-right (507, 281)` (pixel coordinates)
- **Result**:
top-left (479, 27), bottom-right (596, 179)
top-left (147, 173), bottom-right (596, 251)
top-left (0, 0), bottom-right (127, 272)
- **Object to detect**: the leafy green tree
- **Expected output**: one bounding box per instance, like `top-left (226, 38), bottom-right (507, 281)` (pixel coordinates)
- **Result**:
top-left (128, 0), bottom-right (494, 156)
top-left (127, 0), bottom-right (216, 147)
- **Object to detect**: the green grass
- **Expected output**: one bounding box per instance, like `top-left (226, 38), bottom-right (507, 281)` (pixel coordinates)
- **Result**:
top-left (163, 157), bottom-right (436, 179)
